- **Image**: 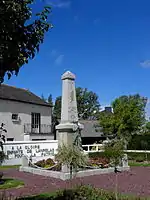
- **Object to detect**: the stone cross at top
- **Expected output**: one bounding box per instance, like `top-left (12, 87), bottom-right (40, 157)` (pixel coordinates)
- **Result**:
top-left (61, 71), bottom-right (78, 123)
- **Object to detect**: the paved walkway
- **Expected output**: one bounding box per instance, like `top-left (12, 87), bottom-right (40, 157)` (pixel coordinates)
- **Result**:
top-left (1, 167), bottom-right (150, 198)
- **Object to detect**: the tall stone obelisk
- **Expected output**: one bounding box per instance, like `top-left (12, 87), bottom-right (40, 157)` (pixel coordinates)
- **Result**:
top-left (56, 71), bottom-right (83, 172)
top-left (61, 71), bottom-right (78, 124)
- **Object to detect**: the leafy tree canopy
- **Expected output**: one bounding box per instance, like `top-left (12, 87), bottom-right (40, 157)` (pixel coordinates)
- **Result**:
top-left (0, 0), bottom-right (52, 83)
top-left (99, 94), bottom-right (147, 141)
top-left (53, 87), bottom-right (100, 120)
top-left (145, 121), bottom-right (150, 132)
top-left (41, 94), bottom-right (53, 106)
top-left (47, 94), bottom-right (53, 106)
top-left (104, 139), bottom-right (124, 167)
top-left (41, 94), bottom-right (47, 102)
top-left (53, 96), bottom-right (61, 119)
top-left (99, 111), bottom-right (116, 137)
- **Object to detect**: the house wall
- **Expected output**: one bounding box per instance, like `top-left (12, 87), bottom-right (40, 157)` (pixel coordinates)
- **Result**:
top-left (0, 99), bottom-right (53, 141)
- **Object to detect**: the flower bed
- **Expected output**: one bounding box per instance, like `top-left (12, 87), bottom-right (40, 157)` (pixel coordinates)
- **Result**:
top-left (34, 158), bottom-right (55, 168)
top-left (88, 157), bottom-right (110, 168)
top-left (34, 156), bottom-right (110, 171)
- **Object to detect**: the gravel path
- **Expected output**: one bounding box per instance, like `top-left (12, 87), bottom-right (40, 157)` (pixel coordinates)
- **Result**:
top-left (1, 167), bottom-right (150, 198)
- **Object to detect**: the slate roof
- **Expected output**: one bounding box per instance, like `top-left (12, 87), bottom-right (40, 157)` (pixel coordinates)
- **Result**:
top-left (80, 120), bottom-right (103, 138)
top-left (56, 119), bottom-right (103, 138)
top-left (0, 84), bottom-right (51, 107)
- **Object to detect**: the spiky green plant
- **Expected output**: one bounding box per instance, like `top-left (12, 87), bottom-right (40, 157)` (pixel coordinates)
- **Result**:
top-left (0, 123), bottom-right (7, 165)
top-left (55, 144), bottom-right (88, 179)
top-left (104, 140), bottom-right (124, 167)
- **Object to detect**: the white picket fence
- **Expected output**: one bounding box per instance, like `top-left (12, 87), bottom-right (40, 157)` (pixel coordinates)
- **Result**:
top-left (82, 144), bottom-right (150, 153)
top-left (82, 144), bottom-right (104, 152)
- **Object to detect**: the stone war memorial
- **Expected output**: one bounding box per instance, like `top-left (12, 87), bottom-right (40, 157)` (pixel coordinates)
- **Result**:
top-left (56, 71), bottom-right (83, 149)
top-left (20, 71), bottom-right (130, 180)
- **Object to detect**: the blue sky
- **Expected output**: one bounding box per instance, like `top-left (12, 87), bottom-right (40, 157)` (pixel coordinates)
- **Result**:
top-left (5, 0), bottom-right (150, 107)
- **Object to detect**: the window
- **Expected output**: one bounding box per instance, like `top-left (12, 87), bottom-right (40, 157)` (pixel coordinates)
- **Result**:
top-left (12, 114), bottom-right (18, 120)
top-left (7, 138), bottom-right (14, 141)
top-left (31, 113), bottom-right (41, 132)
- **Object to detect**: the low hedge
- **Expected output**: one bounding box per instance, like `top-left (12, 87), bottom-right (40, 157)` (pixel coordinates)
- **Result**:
top-left (89, 151), bottom-right (150, 162)
top-left (88, 152), bottom-right (105, 159)
top-left (128, 134), bottom-right (150, 150)
top-left (127, 152), bottom-right (150, 162)
top-left (18, 185), bottom-right (147, 200)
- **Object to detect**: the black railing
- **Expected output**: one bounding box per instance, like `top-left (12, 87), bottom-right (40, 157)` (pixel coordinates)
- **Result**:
top-left (24, 124), bottom-right (51, 134)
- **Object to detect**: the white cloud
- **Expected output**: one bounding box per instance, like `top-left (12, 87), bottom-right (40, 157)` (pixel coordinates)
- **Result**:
top-left (55, 55), bottom-right (64, 65)
top-left (50, 49), bottom-right (64, 65)
top-left (140, 60), bottom-right (150, 68)
top-left (46, 0), bottom-right (71, 8)
top-left (147, 98), bottom-right (150, 104)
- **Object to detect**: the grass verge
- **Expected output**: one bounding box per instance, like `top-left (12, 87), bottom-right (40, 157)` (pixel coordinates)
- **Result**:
top-left (129, 161), bottom-right (150, 167)
top-left (0, 165), bottom-right (20, 170)
top-left (0, 178), bottom-right (24, 189)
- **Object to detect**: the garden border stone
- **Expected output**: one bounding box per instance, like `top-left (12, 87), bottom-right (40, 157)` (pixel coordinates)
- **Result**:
top-left (19, 166), bottom-right (130, 180)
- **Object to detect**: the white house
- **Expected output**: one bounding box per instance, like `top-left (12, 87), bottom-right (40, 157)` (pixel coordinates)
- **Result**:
top-left (0, 84), bottom-right (54, 141)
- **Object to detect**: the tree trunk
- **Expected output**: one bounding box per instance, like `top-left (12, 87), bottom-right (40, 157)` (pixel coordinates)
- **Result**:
top-left (115, 173), bottom-right (118, 200)
top-left (70, 164), bottom-right (73, 180)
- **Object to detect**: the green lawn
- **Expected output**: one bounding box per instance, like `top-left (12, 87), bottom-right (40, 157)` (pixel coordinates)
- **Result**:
top-left (0, 165), bottom-right (20, 170)
top-left (0, 178), bottom-right (24, 189)
top-left (129, 161), bottom-right (150, 167)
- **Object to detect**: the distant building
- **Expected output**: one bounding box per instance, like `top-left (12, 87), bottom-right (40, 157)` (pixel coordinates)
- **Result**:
top-left (0, 84), bottom-right (53, 141)
top-left (80, 120), bottom-right (105, 145)
top-left (55, 119), bottom-right (105, 145)
top-left (100, 106), bottom-right (113, 113)
top-left (104, 106), bottom-right (112, 113)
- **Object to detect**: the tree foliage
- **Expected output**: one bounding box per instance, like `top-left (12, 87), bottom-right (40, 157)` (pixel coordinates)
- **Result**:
top-left (41, 94), bottom-right (47, 102)
top-left (145, 121), bottom-right (150, 132)
top-left (128, 134), bottom-right (150, 150)
top-left (53, 96), bottom-right (61, 119)
top-left (76, 87), bottom-right (100, 119)
top-left (104, 140), bottom-right (124, 167)
top-left (41, 94), bottom-right (53, 106)
top-left (55, 144), bottom-right (88, 169)
top-left (0, 123), bottom-right (7, 164)
top-left (55, 144), bottom-right (88, 179)
top-left (52, 115), bottom-right (59, 140)
top-left (48, 94), bottom-right (53, 106)
top-left (53, 87), bottom-right (100, 120)
top-left (99, 111), bottom-right (116, 136)
top-left (0, 0), bottom-right (52, 83)
top-left (99, 94), bottom-right (147, 141)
